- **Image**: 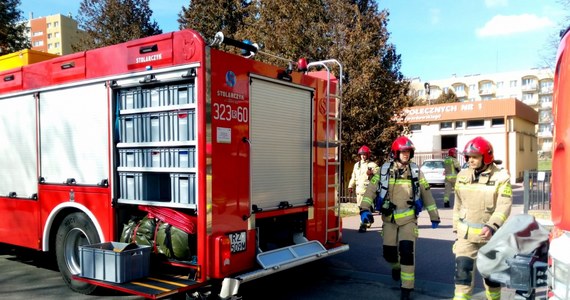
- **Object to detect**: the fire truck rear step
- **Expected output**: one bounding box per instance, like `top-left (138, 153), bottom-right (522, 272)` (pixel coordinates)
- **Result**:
top-left (73, 272), bottom-right (200, 299)
top-left (219, 241), bottom-right (349, 299)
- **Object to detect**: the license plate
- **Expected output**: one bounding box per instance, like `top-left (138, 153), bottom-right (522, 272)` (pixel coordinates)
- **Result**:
top-left (229, 231), bottom-right (246, 253)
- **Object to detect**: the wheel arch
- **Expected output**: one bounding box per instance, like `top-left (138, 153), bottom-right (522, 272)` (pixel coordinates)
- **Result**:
top-left (42, 202), bottom-right (106, 252)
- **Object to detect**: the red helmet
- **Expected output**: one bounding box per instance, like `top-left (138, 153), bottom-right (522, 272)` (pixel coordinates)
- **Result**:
top-left (357, 145), bottom-right (371, 155)
top-left (463, 136), bottom-right (494, 165)
top-left (391, 136), bottom-right (415, 159)
top-left (448, 148), bottom-right (457, 157)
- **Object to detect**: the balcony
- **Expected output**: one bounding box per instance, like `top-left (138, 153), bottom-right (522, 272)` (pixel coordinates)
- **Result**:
top-left (541, 101), bottom-right (553, 109)
top-left (523, 98), bottom-right (539, 106)
top-left (479, 88), bottom-right (495, 96)
top-left (454, 90), bottom-right (466, 97)
top-left (537, 130), bottom-right (553, 138)
top-left (539, 86), bottom-right (553, 94)
top-left (522, 83), bottom-right (538, 92)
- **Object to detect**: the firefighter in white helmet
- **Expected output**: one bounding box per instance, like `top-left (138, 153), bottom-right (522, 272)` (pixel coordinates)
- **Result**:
top-left (348, 145), bottom-right (379, 207)
top-left (452, 136), bottom-right (512, 300)
top-left (361, 136), bottom-right (440, 300)
top-left (443, 148), bottom-right (461, 208)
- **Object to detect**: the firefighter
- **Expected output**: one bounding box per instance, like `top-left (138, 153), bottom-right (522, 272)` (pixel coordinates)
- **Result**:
top-left (361, 136), bottom-right (440, 300)
top-left (348, 145), bottom-right (379, 230)
top-left (452, 136), bottom-right (512, 300)
top-left (443, 148), bottom-right (461, 208)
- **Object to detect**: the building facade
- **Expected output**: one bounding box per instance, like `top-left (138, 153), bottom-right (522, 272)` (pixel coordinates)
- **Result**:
top-left (409, 68), bottom-right (553, 157)
top-left (402, 99), bottom-right (538, 184)
top-left (28, 14), bottom-right (82, 56)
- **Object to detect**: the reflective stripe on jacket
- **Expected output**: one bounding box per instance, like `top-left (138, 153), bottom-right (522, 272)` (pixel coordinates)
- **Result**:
top-left (361, 161), bottom-right (440, 225)
top-left (348, 160), bottom-right (379, 195)
top-left (444, 156), bottom-right (460, 180)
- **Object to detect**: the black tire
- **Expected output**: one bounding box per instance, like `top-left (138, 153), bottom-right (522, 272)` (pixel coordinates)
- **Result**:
top-left (55, 212), bottom-right (100, 294)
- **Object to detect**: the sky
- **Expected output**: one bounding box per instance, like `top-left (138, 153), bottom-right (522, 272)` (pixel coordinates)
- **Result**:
top-left (381, 0), bottom-right (565, 81)
top-left (20, 0), bottom-right (188, 33)
top-left (20, 0), bottom-right (566, 81)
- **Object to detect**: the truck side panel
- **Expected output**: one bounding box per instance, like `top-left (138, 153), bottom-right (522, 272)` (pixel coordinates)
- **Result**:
top-left (552, 32), bottom-right (570, 229)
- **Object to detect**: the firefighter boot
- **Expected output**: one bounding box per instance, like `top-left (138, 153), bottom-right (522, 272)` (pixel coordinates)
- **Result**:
top-left (358, 223), bottom-right (367, 233)
top-left (444, 202), bottom-right (450, 208)
top-left (392, 267), bottom-right (401, 281)
top-left (400, 288), bottom-right (412, 300)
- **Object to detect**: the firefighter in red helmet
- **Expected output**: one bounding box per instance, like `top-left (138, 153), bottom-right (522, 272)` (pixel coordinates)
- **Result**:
top-left (361, 136), bottom-right (441, 300)
top-left (348, 145), bottom-right (379, 232)
top-left (452, 136), bottom-right (512, 300)
top-left (443, 148), bottom-right (461, 208)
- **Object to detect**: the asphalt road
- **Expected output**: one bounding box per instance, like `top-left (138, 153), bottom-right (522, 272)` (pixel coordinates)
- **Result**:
top-left (0, 186), bottom-right (535, 300)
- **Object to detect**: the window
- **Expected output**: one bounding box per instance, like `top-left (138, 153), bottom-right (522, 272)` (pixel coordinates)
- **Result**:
top-left (33, 40), bottom-right (44, 47)
top-left (469, 84), bottom-right (476, 92)
top-left (539, 124), bottom-right (552, 133)
top-left (522, 93), bottom-right (534, 101)
top-left (522, 78), bottom-right (535, 86)
top-left (454, 85), bottom-right (464, 92)
top-left (481, 82), bottom-right (492, 90)
top-left (47, 33), bottom-right (52, 39)
top-left (47, 43), bottom-right (52, 49)
top-left (496, 81), bottom-right (504, 89)
top-left (54, 42), bottom-right (60, 48)
top-left (481, 95), bottom-right (492, 100)
top-left (32, 31), bottom-right (43, 36)
top-left (54, 32), bottom-right (60, 38)
top-left (491, 118), bottom-right (505, 126)
top-left (54, 21), bottom-right (59, 27)
top-left (519, 136), bottom-right (525, 151)
top-left (455, 121), bottom-right (464, 128)
top-left (510, 80), bottom-right (517, 87)
top-left (440, 122), bottom-right (452, 130)
top-left (541, 81), bottom-right (553, 93)
top-left (47, 23), bottom-right (51, 28)
top-left (540, 95), bottom-right (552, 104)
top-left (443, 87), bottom-right (449, 93)
top-left (539, 110), bottom-right (552, 123)
top-left (410, 124), bottom-right (421, 131)
top-left (466, 120), bottom-right (484, 128)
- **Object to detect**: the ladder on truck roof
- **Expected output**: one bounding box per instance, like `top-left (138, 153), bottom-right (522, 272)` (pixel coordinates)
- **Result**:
top-left (307, 59), bottom-right (343, 244)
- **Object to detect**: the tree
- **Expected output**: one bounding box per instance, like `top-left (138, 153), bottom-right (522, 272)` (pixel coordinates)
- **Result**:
top-left (178, 0), bottom-right (411, 164)
top-left (434, 89), bottom-right (458, 104)
top-left (177, 0), bottom-right (251, 41)
top-left (74, 0), bottom-right (162, 51)
top-left (0, 0), bottom-right (30, 54)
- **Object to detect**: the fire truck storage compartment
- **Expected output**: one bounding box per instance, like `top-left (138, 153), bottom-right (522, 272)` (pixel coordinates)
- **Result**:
top-left (118, 82), bottom-right (195, 110)
top-left (249, 77), bottom-right (313, 211)
top-left (256, 212), bottom-right (308, 252)
top-left (116, 80), bottom-right (197, 208)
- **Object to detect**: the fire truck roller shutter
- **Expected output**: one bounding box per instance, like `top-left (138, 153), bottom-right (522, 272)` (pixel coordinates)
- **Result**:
top-left (250, 77), bottom-right (313, 210)
top-left (0, 94), bottom-right (38, 198)
top-left (39, 83), bottom-right (109, 185)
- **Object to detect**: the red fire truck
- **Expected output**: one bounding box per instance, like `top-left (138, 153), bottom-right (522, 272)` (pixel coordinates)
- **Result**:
top-left (0, 29), bottom-right (348, 299)
top-left (549, 27), bottom-right (570, 300)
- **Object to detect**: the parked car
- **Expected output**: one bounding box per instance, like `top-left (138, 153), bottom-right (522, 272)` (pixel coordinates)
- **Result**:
top-left (420, 159), bottom-right (446, 186)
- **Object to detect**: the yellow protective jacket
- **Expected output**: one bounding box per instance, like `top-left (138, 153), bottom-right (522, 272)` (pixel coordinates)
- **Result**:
top-left (453, 164), bottom-right (512, 243)
top-left (444, 156), bottom-right (460, 181)
top-left (361, 162), bottom-right (440, 225)
top-left (348, 159), bottom-right (379, 195)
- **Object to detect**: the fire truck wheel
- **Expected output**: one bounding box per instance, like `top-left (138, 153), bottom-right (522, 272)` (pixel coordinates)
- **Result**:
top-left (55, 212), bottom-right (100, 294)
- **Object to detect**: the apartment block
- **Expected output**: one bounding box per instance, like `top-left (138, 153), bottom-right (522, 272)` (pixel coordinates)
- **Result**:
top-left (28, 13), bottom-right (82, 56)
top-left (409, 68), bottom-right (553, 156)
